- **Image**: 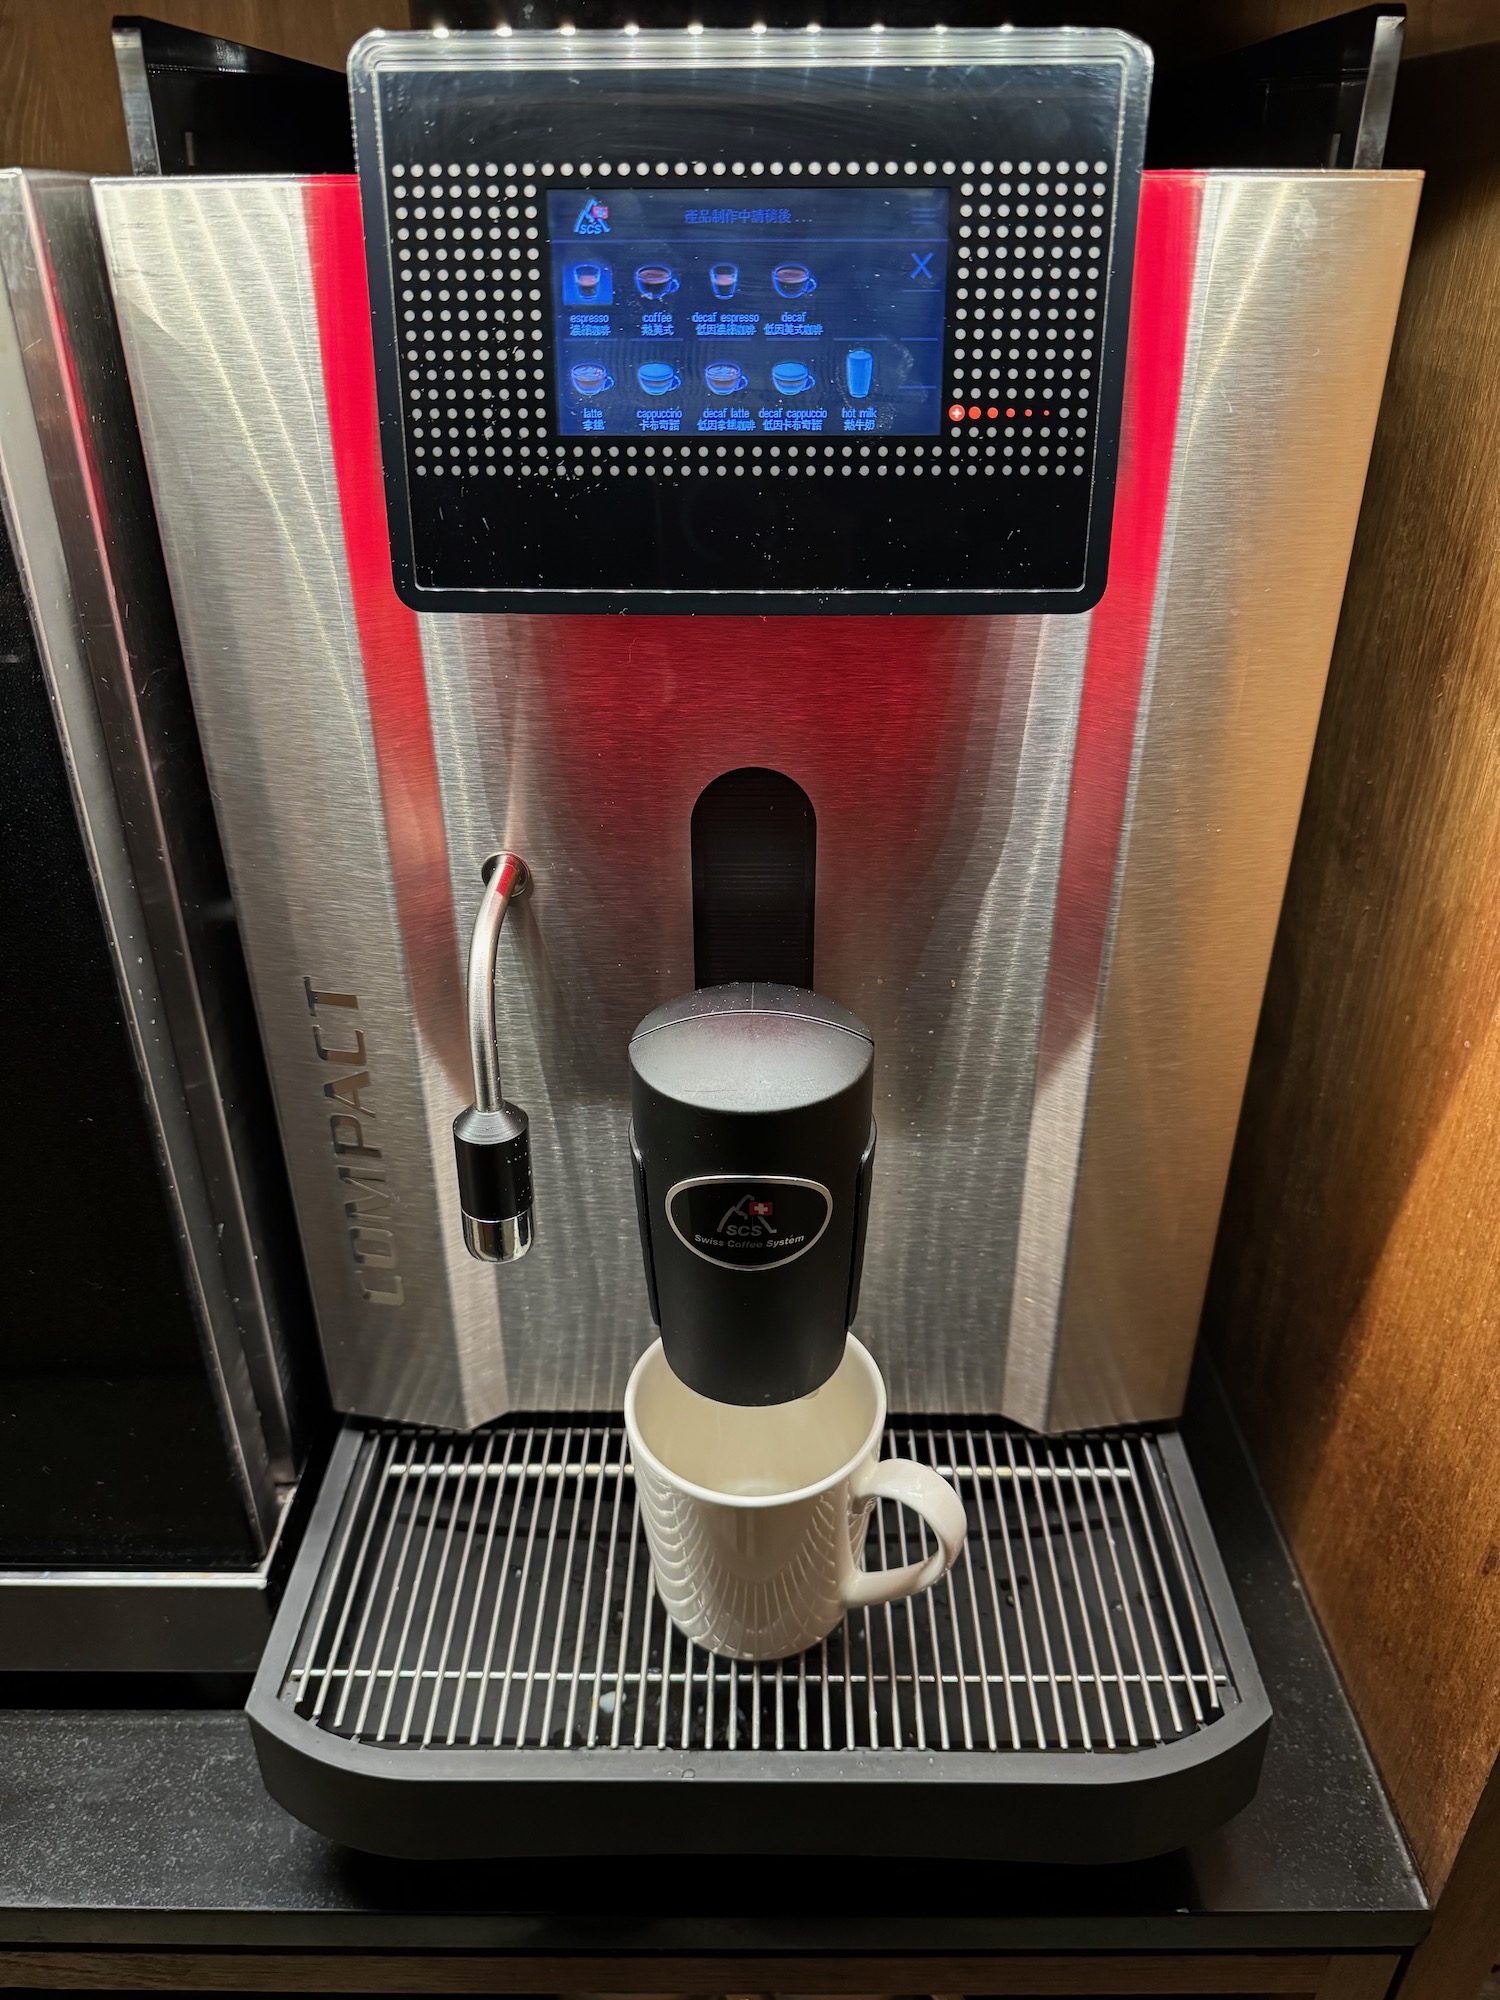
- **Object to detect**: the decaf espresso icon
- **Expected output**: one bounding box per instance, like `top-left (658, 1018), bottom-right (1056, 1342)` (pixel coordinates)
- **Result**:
top-left (667, 1175), bottom-right (832, 1272)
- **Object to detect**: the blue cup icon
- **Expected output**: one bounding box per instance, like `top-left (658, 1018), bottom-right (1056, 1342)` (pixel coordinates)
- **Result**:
top-left (635, 264), bottom-right (680, 299)
top-left (772, 262), bottom-right (817, 299)
top-left (570, 362), bottom-right (615, 396)
top-left (704, 362), bottom-right (749, 395)
top-left (844, 349), bottom-right (874, 400)
top-left (771, 360), bottom-right (815, 395)
top-left (637, 361), bottom-right (683, 395)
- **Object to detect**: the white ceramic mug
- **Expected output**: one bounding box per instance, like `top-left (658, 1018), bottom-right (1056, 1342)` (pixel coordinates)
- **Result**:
top-left (624, 1334), bottom-right (968, 1661)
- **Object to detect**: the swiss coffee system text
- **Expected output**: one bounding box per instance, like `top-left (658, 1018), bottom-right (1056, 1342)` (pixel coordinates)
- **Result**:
top-left (352, 30), bottom-right (1149, 614)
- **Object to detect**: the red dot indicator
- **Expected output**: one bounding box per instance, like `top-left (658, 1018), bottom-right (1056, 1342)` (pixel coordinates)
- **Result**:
top-left (1024, 408), bottom-right (1034, 417)
top-left (948, 404), bottom-right (965, 421)
top-left (986, 407), bottom-right (999, 419)
top-left (1006, 407), bottom-right (1016, 418)
top-left (968, 405), bottom-right (982, 420)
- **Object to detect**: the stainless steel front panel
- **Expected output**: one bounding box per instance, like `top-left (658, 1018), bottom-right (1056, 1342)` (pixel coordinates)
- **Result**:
top-left (97, 170), bottom-right (1416, 1430)
top-left (94, 180), bottom-right (506, 1431)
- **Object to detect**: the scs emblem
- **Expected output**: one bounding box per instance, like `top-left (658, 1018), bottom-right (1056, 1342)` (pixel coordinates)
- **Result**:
top-left (666, 1175), bottom-right (832, 1273)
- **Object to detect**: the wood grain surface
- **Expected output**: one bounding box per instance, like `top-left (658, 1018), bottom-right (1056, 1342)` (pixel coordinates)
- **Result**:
top-left (0, 1), bottom-right (411, 177)
top-left (0, 1950), bottom-right (1403, 1996)
top-left (1204, 40), bottom-right (1500, 1899)
top-left (1397, 1753), bottom-right (1500, 2000)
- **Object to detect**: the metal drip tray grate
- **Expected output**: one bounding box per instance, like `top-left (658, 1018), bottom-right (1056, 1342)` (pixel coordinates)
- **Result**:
top-left (282, 1421), bottom-right (1235, 1756)
top-left (252, 1417), bottom-right (1268, 1859)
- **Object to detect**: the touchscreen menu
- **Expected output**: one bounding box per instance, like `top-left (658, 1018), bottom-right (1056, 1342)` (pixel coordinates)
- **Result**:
top-left (548, 187), bottom-right (949, 438)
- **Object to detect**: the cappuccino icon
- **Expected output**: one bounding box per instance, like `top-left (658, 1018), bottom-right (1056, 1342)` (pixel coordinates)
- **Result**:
top-left (772, 262), bottom-right (817, 299)
top-left (637, 361), bottom-right (683, 395)
top-left (570, 362), bottom-right (614, 396)
top-left (635, 264), bottom-right (680, 299)
top-left (704, 362), bottom-right (749, 395)
top-left (771, 361), bottom-right (816, 395)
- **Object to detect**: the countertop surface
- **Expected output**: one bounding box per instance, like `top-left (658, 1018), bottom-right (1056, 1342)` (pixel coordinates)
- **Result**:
top-left (0, 1367), bottom-right (1428, 1956)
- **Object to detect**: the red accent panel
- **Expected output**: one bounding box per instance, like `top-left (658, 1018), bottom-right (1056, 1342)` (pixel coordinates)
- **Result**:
top-left (1038, 171), bottom-right (1205, 1078)
top-left (303, 177), bottom-right (466, 1084)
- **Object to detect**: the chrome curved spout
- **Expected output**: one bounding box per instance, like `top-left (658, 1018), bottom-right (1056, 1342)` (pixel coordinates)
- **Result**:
top-left (454, 852), bottom-right (534, 1263)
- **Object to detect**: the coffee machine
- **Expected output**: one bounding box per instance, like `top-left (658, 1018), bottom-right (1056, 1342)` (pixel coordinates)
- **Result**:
top-left (93, 25), bottom-right (1418, 1859)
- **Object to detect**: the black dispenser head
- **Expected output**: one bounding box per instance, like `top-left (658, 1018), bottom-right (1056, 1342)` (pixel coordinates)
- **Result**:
top-left (629, 984), bottom-right (876, 1406)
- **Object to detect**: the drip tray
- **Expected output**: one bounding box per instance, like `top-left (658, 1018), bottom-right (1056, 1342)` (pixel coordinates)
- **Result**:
top-left (249, 1419), bottom-right (1269, 1861)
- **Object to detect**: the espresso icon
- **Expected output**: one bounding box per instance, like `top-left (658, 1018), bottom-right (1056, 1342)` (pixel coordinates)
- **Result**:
top-left (573, 263), bottom-right (605, 300)
top-left (704, 362), bottom-right (749, 395)
top-left (772, 262), bottom-right (817, 299)
top-left (771, 360), bottom-right (815, 395)
top-left (635, 264), bottom-right (680, 299)
top-left (570, 362), bottom-right (614, 395)
top-left (710, 263), bottom-right (739, 300)
top-left (637, 361), bottom-right (682, 395)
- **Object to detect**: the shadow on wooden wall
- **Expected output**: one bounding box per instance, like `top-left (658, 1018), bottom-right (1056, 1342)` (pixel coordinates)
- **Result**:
top-left (1205, 27), bottom-right (1500, 1921)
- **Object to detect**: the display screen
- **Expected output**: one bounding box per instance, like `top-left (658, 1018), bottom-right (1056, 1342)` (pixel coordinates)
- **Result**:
top-left (547, 187), bottom-right (949, 438)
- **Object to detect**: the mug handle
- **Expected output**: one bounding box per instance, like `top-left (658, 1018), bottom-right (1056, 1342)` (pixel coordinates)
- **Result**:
top-left (839, 1458), bottom-right (967, 1609)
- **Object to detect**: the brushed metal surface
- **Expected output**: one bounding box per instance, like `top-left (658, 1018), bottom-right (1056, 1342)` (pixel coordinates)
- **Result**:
top-left (419, 609), bottom-right (1087, 1412)
top-left (0, 171), bottom-right (297, 1537)
top-left (1044, 172), bottom-right (1421, 1429)
top-left (95, 171), bottom-right (1415, 1429)
top-left (95, 178), bottom-right (507, 1431)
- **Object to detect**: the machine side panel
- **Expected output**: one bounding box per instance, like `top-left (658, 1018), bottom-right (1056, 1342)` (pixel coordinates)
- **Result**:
top-left (1003, 171), bottom-right (1204, 1428)
top-left (1047, 171), bottom-right (1422, 1430)
top-left (94, 177), bottom-right (507, 1430)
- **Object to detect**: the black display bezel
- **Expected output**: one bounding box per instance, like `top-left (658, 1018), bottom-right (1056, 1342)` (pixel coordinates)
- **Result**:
top-left (351, 33), bottom-right (1151, 616)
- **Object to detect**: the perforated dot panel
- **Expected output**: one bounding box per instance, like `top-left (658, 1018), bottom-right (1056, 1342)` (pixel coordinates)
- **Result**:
top-left (354, 31), bottom-right (1147, 611)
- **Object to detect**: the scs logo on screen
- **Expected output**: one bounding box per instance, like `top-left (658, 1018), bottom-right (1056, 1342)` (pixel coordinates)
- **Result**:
top-left (574, 198), bottom-right (610, 235)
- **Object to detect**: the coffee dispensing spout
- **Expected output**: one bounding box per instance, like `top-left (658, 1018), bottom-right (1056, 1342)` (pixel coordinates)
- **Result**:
top-left (453, 852), bottom-right (534, 1263)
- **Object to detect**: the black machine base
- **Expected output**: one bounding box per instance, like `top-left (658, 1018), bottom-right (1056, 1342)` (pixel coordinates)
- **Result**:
top-left (248, 1416), bottom-right (1269, 1861)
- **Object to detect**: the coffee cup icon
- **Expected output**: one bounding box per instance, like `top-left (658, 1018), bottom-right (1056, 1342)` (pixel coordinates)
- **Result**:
top-left (635, 264), bottom-right (680, 300)
top-left (710, 263), bottom-right (739, 300)
top-left (570, 362), bottom-right (614, 396)
top-left (637, 361), bottom-right (683, 395)
top-left (772, 262), bottom-right (817, 299)
top-left (574, 263), bottom-right (605, 300)
top-left (704, 361), bottom-right (749, 395)
top-left (771, 360), bottom-right (815, 395)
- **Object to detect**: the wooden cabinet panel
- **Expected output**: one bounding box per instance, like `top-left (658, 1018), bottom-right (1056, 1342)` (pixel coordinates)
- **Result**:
top-left (1204, 42), bottom-right (1500, 1899)
top-left (0, 1), bottom-right (410, 177)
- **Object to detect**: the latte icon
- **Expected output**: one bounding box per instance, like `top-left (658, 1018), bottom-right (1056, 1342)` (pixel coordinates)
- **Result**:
top-left (704, 362), bottom-right (749, 395)
top-left (771, 360), bottom-right (815, 395)
top-left (570, 362), bottom-right (614, 395)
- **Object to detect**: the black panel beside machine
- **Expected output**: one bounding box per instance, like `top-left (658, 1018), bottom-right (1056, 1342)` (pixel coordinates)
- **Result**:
top-left (0, 171), bottom-right (320, 1670)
